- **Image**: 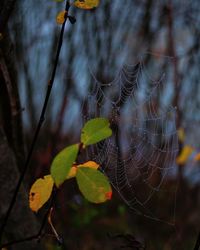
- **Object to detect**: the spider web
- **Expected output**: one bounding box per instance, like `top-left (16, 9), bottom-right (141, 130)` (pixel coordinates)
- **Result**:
top-left (79, 59), bottom-right (179, 225)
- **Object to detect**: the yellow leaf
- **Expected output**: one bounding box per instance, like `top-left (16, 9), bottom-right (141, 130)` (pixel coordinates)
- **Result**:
top-left (56, 10), bottom-right (67, 24)
top-left (74, 0), bottom-right (100, 10)
top-left (177, 128), bottom-right (185, 143)
top-left (29, 175), bottom-right (54, 212)
top-left (66, 165), bottom-right (77, 179)
top-left (79, 161), bottom-right (99, 170)
top-left (176, 145), bottom-right (194, 165)
top-left (66, 161), bottom-right (99, 179)
top-left (194, 152), bottom-right (200, 162)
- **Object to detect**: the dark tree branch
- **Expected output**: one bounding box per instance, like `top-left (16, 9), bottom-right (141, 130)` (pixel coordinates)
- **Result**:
top-left (0, 233), bottom-right (45, 249)
top-left (0, 188), bottom-right (56, 249)
top-left (0, 0), bottom-right (72, 243)
top-left (0, 0), bottom-right (17, 33)
top-left (0, 128), bottom-right (43, 250)
top-left (0, 47), bottom-right (25, 171)
top-left (194, 232), bottom-right (200, 250)
top-left (1, 140), bottom-right (85, 248)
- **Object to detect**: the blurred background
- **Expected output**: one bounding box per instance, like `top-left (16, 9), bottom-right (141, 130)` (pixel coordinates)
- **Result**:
top-left (1, 0), bottom-right (200, 249)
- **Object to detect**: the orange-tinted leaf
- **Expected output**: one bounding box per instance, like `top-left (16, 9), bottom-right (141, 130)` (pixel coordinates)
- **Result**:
top-left (29, 175), bottom-right (54, 212)
top-left (194, 152), bottom-right (200, 162)
top-left (56, 10), bottom-right (67, 24)
top-left (66, 165), bottom-right (77, 179)
top-left (74, 0), bottom-right (100, 10)
top-left (176, 145), bottom-right (194, 165)
top-left (105, 191), bottom-right (112, 200)
top-left (66, 161), bottom-right (99, 179)
top-left (79, 161), bottom-right (99, 170)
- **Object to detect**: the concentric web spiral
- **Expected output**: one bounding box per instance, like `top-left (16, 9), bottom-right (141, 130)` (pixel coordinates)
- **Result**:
top-left (79, 60), bottom-right (179, 224)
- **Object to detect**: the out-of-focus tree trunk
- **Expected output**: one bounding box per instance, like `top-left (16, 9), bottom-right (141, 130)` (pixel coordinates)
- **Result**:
top-left (0, 128), bottom-right (43, 250)
top-left (0, 34), bottom-right (25, 171)
top-left (0, 0), bottom-right (17, 33)
top-left (0, 2), bottom-right (44, 249)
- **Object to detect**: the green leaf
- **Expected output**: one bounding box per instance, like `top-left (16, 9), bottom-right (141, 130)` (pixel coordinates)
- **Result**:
top-left (50, 144), bottom-right (79, 187)
top-left (81, 118), bottom-right (112, 146)
top-left (76, 167), bottom-right (112, 203)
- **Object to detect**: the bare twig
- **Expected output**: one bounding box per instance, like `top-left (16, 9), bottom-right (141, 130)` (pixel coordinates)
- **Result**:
top-left (48, 207), bottom-right (63, 244)
top-left (0, 0), bottom-right (72, 243)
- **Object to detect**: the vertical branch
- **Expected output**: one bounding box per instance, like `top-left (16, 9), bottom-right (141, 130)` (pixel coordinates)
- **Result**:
top-left (23, 62), bottom-right (37, 131)
top-left (0, 0), bottom-right (17, 33)
top-left (0, 0), bottom-right (72, 242)
top-left (167, 2), bottom-right (180, 118)
top-left (0, 40), bottom-right (25, 172)
top-left (166, 1), bottom-right (183, 180)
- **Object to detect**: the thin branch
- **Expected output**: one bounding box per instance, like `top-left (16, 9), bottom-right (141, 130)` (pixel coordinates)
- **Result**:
top-left (0, 233), bottom-right (45, 249)
top-left (0, 52), bottom-right (18, 117)
top-left (194, 232), bottom-right (200, 250)
top-left (0, 186), bottom-right (57, 248)
top-left (0, 0), bottom-right (72, 242)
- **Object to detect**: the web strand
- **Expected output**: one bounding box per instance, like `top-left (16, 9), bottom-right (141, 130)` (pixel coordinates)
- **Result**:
top-left (79, 60), bottom-right (179, 225)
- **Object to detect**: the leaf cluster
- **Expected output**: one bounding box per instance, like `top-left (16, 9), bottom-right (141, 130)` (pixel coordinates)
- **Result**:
top-left (29, 118), bottom-right (112, 212)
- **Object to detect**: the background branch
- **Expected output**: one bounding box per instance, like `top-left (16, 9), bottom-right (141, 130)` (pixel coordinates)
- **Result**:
top-left (0, 0), bottom-right (72, 243)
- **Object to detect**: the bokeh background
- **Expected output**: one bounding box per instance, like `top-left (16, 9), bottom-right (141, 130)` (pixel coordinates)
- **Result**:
top-left (1, 0), bottom-right (200, 249)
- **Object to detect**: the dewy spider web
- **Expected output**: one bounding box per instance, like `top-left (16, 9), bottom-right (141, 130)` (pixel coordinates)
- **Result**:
top-left (79, 59), bottom-right (179, 225)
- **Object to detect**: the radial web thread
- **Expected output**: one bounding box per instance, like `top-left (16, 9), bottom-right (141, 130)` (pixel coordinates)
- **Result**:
top-left (80, 61), bottom-right (179, 225)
